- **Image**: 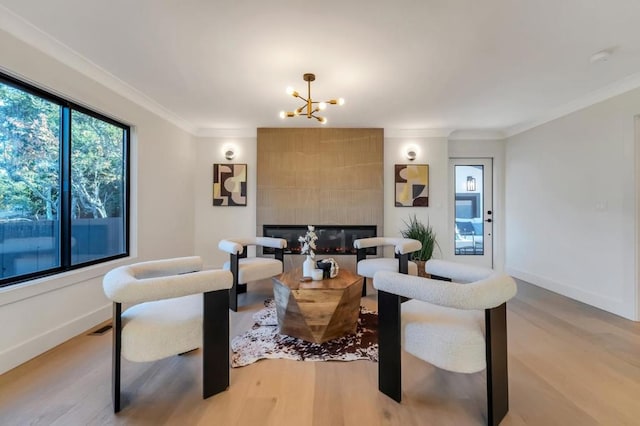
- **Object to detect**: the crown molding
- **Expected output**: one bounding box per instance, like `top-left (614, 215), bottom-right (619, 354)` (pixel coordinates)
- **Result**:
top-left (384, 128), bottom-right (453, 138)
top-left (198, 127), bottom-right (460, 139)
top-left (194, 128), bottom-right (258, 138)
top-left (385, 128), bottom-right (507, 140)
top-left (447, 129), bottom-right (507, 140)
top-left (0, 5), bottom-right (196, 135)
top-left (505, 71), bottom-right (640, 138)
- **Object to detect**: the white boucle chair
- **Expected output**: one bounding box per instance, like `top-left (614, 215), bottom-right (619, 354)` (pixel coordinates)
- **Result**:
top-left (218, 237), bottom-right (287, 311)
top-left (373, 259), bottom-right (517, 426)
top-left (102, 256), bottom-right (233, 413)
top-left (353, 237), bottom-right (422, 296)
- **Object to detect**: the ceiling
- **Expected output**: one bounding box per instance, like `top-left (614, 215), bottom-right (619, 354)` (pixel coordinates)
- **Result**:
top-left (1, 0), bottom-right (640, 137)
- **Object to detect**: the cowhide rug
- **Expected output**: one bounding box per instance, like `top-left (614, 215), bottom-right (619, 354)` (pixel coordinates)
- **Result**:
top-left (231, 299), bottom-right (378, 367)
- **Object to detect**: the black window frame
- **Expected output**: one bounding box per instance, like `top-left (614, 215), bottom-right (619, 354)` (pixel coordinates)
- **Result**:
top-left (0, 71), bottom-right (130, 288)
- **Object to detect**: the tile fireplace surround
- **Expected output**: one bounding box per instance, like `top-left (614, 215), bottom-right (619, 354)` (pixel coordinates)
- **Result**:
top-left (256, 128), bottom-right (384, 263)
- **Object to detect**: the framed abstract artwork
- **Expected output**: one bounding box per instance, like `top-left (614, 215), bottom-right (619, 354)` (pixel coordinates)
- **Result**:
top-left (395, 164), bottom-right (429, 207)
top-left (213, 163), bottom-right (247, 206)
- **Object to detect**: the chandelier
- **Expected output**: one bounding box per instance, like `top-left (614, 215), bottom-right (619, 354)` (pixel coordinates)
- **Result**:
top-left (279, 73), bottom-right (344, 124)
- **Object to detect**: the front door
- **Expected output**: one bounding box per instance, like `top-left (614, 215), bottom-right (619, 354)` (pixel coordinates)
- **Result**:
top-left (450, 158), bottom-right (493, 268)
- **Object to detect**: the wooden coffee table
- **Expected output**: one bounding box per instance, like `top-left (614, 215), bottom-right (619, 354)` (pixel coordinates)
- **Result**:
top-left (272, 268), bottom-right (364, 343)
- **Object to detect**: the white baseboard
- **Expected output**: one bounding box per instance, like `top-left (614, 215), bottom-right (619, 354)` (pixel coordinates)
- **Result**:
top-left (505, 267), bottom-right (636, 321)
top-left (0, 304), bottom-right (111, 375)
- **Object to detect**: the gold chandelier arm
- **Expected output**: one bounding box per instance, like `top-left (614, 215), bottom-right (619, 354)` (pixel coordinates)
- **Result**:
top-left (310, 113), bottom-right (327, 124)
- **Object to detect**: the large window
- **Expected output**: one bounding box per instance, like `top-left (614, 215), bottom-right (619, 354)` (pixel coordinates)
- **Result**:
top-left (0, 72), bottom-right (129, 286)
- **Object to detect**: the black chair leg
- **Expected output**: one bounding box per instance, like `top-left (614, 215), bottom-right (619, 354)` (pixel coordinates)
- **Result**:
top-left (378, 290), bottom-right (402, 402)
top-left (397, 253), bottom-right (409, 274)
top-left (203, 289), bottom-right (230, 398)
top-left (229, 254), bottom-right (239, 312)
top-left (112, 302), bottom-right (122, 413)
top-left (357, 248), bottom-right (367, 297)
top-left (229, 283), bottom-right (238, 312)
top-left (486, 303), bottom-right (509, 426)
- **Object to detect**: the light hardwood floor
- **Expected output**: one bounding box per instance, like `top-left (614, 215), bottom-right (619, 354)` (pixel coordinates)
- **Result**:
top-left (1, 279), bottom-right (639, 426)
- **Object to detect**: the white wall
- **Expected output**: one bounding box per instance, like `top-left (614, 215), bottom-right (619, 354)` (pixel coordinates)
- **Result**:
top-left (193, 137), bottom-right (257, 268)
top-left (505, 88), bottom-right (640, 321)
top-left (383, 137), bottom-right (450, 259)
top-left (0, 30), bottom-right (197, 373)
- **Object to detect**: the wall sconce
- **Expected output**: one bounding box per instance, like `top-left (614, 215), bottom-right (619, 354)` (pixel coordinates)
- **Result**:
top-left (406, 148), bottom-right (417, 161)
top-left (466, 176), bottom-right (476, 192)
top-left (224, 148), bottom-right (235, 160)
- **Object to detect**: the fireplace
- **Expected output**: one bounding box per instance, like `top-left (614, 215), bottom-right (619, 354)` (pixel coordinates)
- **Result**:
top-left (263, 225), bottom-right (377, 255)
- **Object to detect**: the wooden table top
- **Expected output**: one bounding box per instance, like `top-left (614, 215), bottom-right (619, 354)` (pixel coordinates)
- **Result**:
top-left (273, 268), bottom-right (362, 290)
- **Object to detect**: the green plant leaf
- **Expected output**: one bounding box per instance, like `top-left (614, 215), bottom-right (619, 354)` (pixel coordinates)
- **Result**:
top-left (400, 214), bottom-right (440, 261)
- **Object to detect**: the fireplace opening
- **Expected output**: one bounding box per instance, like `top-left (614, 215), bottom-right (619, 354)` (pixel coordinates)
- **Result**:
top-left (263, 225), bottom-right (377, 255)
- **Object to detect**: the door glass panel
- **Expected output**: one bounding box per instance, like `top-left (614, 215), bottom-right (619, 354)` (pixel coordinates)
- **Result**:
top-left (454, 165), bottom-right (483, 255)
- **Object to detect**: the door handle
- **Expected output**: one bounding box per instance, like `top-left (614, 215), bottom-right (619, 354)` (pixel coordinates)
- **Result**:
top-left (485, 218), bottom-right (492, 223)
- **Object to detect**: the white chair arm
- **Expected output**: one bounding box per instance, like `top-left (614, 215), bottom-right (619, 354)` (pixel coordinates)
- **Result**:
top-left (103, 257), bottom-right (233, 304)
top-left (354, 237), bottom-right (387, 249)
top-left (394, 239), bottom-right (421, 255)
top-left (218, 237), bottom-right (287, 254)
top-left (426, 259), bottom-right (493, 283)
top-left (353, 237), bottom-right (421, 254)
top-left (255, 237), bottom-right (287, 249)
top-left (218, 239), bottom-right (245, 255)
top-left (373, 271), bottom-right (517, 310)
top-left (129, 256), bottom-right (203, 277)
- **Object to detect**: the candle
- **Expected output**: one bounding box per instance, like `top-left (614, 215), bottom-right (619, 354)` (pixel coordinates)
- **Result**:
top-left (311, 269), bottom-right (324, 281)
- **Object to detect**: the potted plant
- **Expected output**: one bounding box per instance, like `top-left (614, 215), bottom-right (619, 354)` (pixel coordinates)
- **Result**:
top-left (400, 214), bottom-right (439, 277)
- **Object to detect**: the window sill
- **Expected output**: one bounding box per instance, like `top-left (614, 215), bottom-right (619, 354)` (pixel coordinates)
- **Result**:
top-left (0, 257), bottom-right (136, 307)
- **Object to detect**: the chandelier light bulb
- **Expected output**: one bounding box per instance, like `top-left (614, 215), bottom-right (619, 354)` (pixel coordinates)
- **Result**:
top-left (286, 86), bottom-right (294, 95)
top-left (279, 110), bottom-right (286, 119)
top-left (319, 117), bottom-right (327, 124)
top-left (318, 101), bottom-right (327, 110)
top-left (338, 98), bottom-right (345, 106)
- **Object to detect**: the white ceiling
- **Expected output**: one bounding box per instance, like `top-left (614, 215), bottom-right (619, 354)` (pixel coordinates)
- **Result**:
top-left (1, 0), bottom-right (640, 137)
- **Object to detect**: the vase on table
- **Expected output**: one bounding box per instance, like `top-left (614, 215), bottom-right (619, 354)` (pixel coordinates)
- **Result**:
top-left (303, 255), bottom-right (314, 278)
